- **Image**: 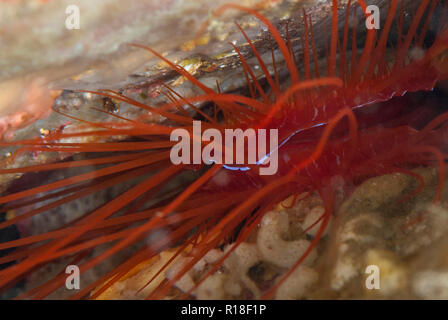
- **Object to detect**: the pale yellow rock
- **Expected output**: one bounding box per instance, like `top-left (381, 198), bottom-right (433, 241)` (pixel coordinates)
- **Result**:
top-left (94, 249), bottom-right (178, 300)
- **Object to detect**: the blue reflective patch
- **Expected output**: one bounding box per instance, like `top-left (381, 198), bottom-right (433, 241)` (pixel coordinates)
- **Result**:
top-left (223, 164), bottom-right (251, 171)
